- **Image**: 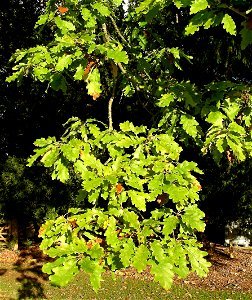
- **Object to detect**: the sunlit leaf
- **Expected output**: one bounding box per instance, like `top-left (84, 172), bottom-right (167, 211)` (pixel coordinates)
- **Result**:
top-left (222, 14), bottom-right (236, 35)
top-left (190, 0), bottom-right (209, 15)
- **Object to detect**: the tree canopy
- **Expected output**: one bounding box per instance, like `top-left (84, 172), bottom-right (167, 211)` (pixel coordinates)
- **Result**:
top-left (4, 0), bottom-right (252, 291)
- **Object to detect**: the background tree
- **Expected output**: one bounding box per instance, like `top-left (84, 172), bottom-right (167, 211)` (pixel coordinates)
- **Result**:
top-left (0, 156), bottom-right (82, 242)
top-left (0, 0), bottom-right (93, 231)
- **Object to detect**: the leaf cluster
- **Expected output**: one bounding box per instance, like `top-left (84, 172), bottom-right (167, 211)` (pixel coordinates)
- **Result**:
top-left (157, 81), bottom-right (252, 163)
top-left (30, 118), bottom-right (210, 290)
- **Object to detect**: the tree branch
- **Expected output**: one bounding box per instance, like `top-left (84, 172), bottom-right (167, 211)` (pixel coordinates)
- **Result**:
top-left (102, 23), bottom-right (110, 42)
top-left (102, 22), bottom-right (115, 130)
top-left (108, 80), bottom-right (116, 131)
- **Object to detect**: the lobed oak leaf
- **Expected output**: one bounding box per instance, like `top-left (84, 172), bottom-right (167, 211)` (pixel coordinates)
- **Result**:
top-left (92, 92), bottom-right (100, 100)
top-left (58, 6), bottom-right (69, 14)
top-left (83, 61), bottom-right (96, 77)
top-left (68, 218), bottom-right (78, 229)
top-left (95, 238), bottom-right (106, 247)
top-left (80, 150), bottom-right (85, 160)
top-left (86, 241), bottom-right (93, 250)
top-left (116, 183), bottom-right (124, 194)
top-left (193, 181), bottom-right (202, 191)
top-left (38, 224), bottom-right (47, 237)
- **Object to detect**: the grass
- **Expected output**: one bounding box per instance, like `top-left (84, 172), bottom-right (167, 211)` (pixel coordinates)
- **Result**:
top-left (0, 265), bottom-right (251, 300)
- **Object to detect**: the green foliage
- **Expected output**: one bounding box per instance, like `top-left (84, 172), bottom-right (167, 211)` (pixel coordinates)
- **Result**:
top-left (190, 0), bottom-right (209, 15)
top-left (30, 118), bottom-right (209, 290)
top-left (222, 14), bottom-right (236, 36)
top-left (6, 0), bottom-right (128, 97)
top-left (156, 80), bottom-right (252, 163)
top-left (6, 0), bottom-right (252, 293)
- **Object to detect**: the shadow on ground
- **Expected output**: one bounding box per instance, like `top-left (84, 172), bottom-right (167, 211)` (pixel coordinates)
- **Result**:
top-left (13, 245), bottom-right (49, 299)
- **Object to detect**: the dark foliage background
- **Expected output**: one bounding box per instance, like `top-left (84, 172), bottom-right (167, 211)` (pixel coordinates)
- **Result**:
top-left (0, 0), bottom-right (251, 243)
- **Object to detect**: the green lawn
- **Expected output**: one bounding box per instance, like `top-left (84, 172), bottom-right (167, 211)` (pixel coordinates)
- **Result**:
top-left (0, 266), bottom-right (251, 300)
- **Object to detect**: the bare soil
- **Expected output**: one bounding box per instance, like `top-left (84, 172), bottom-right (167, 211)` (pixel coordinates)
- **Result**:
top-left (120, 245), bottom-right (252, 292)
top-left (180, 245), bottom-right (252, 291)
top-left (0, 244), bottom-right (251, 293)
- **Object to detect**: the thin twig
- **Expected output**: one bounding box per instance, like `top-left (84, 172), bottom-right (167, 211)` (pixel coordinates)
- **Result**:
top-left (220, 4), bottom-right (248, 19)
top-left (109, 15), bottom-right (130, 46)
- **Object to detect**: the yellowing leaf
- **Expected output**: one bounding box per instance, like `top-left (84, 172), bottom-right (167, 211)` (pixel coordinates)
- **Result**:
top-left (92, 92), bottom-right (100, 100)
top-left (86, 68), bottom-right (102, 99)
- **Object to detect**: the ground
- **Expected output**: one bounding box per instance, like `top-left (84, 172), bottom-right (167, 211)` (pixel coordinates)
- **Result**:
top-left (0, 244), bottom-right (251, 299)
top-left (118, 244), bottom-right (252, 291)
top-left (180, 245), bottom-right (252, 291)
